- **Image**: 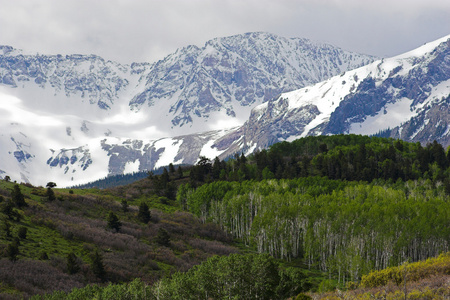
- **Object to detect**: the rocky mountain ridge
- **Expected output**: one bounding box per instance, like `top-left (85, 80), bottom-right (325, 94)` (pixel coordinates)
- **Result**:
top-left (130, 32), bottom-right (376, 132)
top-left (213, 35), bottom-right (450, 158)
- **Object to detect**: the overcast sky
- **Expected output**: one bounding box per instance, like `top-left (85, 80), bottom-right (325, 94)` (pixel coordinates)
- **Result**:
top-left (1, 0), bottom-right (449, 64)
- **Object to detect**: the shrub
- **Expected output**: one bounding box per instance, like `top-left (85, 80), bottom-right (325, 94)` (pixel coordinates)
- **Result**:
top-left (360, 253), bottom-right (450, 288)
top-left (39, 251), bottom-right (49, 260)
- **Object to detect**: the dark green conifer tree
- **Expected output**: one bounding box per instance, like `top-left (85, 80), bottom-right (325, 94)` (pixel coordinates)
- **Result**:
top-left (46, 187), bottom-right (56, 201)
top-left (2, 219), bottom-right (12, 239)
top-left (11, 184), bottom-right (27, 208)
top-left (17, 226), bottom-right (27, 240)
top-left (212, 157), bottom-right (222, 179)
top-left (6, 241), bottom-right (19, 262)
top-left (160, 168), bottom-right (170, 187)
top-left (121, 200), bottom-right (129, 212)
top-left (137, 202), bottom-right (151, 224)
top-left (177, 166), bottom-right (183, 179)
top-left (1, 200), bottom-right (15, 220)
top-left (91, 250), bottom-right (106, 281)
top-left (155, 228), bottom-right (170, 247)
top-left (67, 252), bottom-right (80, 274)
top-left (106, 211), bottom-right (121, 232)
top-left (169, 163), bottom-right (175, 174)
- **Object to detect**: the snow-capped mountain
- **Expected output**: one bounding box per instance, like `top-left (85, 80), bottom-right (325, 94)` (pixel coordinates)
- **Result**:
top-left (130, 32), bottom-right (376, 133)
top-left (214, 35), bottom-right (450, 157)
top-left (0, 32), bottom-right (376, 186)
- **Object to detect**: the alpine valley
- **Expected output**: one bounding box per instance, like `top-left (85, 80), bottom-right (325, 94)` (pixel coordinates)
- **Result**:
top-left (1, 32), bottom-right (449, 187)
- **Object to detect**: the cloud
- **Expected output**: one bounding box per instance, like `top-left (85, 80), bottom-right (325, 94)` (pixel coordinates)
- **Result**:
top-left (0, 0), bottom-right (449, 63)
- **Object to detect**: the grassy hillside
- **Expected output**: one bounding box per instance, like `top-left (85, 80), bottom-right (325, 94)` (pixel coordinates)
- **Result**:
top-left (0, 175), bottom-right (238, 299)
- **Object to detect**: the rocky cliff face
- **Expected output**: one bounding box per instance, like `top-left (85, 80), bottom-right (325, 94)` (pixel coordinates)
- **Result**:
top-left (0, 46), bottom-right (148, 109)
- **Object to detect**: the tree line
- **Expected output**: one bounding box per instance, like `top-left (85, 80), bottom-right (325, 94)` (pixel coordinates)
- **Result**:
top-left (187, 135), bottom-right (450, 188)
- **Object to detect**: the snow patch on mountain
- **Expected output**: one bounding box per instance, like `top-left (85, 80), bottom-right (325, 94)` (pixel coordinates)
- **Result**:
top-left (348, 98), bottom-right (415, 135)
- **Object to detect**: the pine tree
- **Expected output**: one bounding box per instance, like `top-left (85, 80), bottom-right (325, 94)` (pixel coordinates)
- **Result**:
top-left (46, 187), bottom-right (56, 201)
top-left (67, 252), bottom-right (80, 274)
top-left (11, 184), bottom-right (27, 208)
top-left (212, 157), bottom-right (222, 179)
top-left (177, 166), bottom-right (183, 179)
top-left (121, 200), bottom-right (129, 212)
top-left (2, 219), bottom-right (12, 239)
top-left (91, 250), bottom-right (106, 281)
top-left (6, 241), bottom-right (19, 262)
top-left (169, 163), bottom-right (175, 174)
top-left (1, 200), bottom-right (15, 220)
top-left (106, 211), bottom-right (121, 232)
top-left (17, 226), bottom-right (27, 240)
top-left (155, 228), bottom-right (170, 247)
top-left (138, 202), bottom-right (151, 224)
top-left (160, 168), bottom-right (170, 187)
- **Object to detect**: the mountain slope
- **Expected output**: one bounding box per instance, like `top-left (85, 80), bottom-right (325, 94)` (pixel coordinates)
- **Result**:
top-left (129, 32), bottom-right (376, 133)
top-left (213, 35), bottom-right (450, 157)
top-left (0, 33), bottom-right (376, 186)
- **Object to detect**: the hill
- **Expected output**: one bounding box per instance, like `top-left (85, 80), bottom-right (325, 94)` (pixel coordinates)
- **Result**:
top-left (0, 172), bottom-right (238, 299)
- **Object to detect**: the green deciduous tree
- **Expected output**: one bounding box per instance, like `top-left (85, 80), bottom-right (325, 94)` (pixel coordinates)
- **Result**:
top-left (46, 182), bottom-right (57, 188)
top-left (153, 253), bottom-right (308, 299)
